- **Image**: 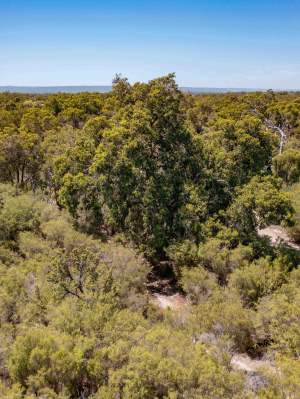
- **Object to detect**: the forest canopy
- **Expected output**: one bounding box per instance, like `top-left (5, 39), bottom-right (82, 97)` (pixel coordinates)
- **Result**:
top-left (0, 75), bottom-right (300, 398)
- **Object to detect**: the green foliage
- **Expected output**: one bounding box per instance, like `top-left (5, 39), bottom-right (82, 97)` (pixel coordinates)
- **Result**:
top-left (0, 188), bottom-right (43, 242)
top-left (169, 238), bottom-right (253, 284)
top-left (229, 257), bottom-right (288, 306)
top-left (0, 127), bottom-right (43, 187)
top-left (228, 176), bottom-right (293, 239)
top-left (0, 81), bottom-right (300, 397)
top-left (94, 324), bottom-right (244, 399)
top-left (255, 272), bottom-right (300, 357)
top-left (258, 356), bottom-right (300, 399)
top-left (180, 266), bottom-right (218, 304)
top-left (88, 75), bottom-right (204, 257)
top-left (286, 181), bottom-right (300, 243)
top-left (189, 289), bottom-right (256, 352)
top-left (8, 326), bottom-right (101, 397)
top-left (202, 116), bottom-right (273, 212)
top-left (273, 149), bottom-right (300, 184)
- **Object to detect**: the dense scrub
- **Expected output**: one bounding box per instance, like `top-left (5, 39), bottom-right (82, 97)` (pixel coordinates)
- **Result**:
top-left (0, 76), bottom-right (299, 398)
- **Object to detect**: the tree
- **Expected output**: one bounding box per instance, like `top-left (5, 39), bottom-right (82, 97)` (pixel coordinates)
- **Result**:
top-left (229, 257), bottom-right (288, 306)
top-left (273, 149), bottom-right (300, 185)
top-left (255, 272), bottom-right (300, 357)
top-left (202, 116), bottom-right (274, 214)
top-left (0, 127), bottom-right (43, 188)
top-left (227, 176), bottom-right (293, 240)
top-left (60, 75), bottom-right (204, 257)
top-left (180, 266), bottom-right (218, 304)
top-left (247, 93), bottom-right (300, 154)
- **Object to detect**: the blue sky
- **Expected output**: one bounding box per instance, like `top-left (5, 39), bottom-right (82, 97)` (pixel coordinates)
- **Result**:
top-left (1, 0), bottom-right (300, 88)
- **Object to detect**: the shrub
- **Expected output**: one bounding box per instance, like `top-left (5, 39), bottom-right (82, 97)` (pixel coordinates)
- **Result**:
top-left (180, 266), bottom-right (218, 304)
top-left (273, 149), bottom-right (300, 185)
top-left (229, 257), bottom-right (287, 306)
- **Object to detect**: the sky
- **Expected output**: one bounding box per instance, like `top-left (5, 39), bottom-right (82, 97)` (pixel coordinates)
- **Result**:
top-left (1, 0), bottom-right (300, 89)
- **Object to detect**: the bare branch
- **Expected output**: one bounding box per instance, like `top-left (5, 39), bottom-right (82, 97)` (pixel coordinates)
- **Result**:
top-left (249, 106), bottom-right (287, 154)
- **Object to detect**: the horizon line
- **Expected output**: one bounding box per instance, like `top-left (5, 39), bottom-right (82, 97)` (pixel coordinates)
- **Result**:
top-left (1, 85), bottom-right (300, 93)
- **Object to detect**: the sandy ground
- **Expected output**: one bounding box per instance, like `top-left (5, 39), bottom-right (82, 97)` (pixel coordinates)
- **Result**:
top-left (151, 292), bottom-right (188, 311)
top-left (231, 354), bottom-right (271, 373)
top-left (258, 225), bottom-right (300, 251)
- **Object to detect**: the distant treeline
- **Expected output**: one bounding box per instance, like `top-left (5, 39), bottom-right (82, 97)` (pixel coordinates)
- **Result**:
top-left (0, 85), bottom-right (287, 94)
